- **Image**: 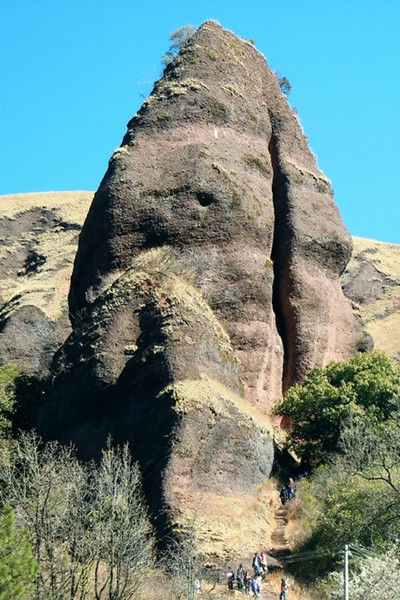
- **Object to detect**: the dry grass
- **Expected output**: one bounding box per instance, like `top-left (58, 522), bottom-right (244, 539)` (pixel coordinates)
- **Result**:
top-left (173, 478), bottom-right (280, 563)
top-left (0, 191), bottom-right (92, 321)
top-left (346, 236), bottom-right (400, 358)
top-left (0, 191), bottom-right (92, 220)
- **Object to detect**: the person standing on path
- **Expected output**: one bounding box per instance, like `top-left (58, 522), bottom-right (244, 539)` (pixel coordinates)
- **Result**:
top-left (280, 577), bottom-right (289, 600)
top-left (227, 567), bottom-right (235, 592)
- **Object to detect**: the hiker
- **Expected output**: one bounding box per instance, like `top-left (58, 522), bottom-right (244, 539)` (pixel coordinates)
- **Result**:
top-left (280, 487), bottom-right (289, 505)
top-left (252, 553), bottom-right (262, 576)
top-left (280, 577), bottom-right (289, 600)
top-left (237, 563), bottom-right (245, 590)
top-left (251, 576), bottom-right (261, 597)
top-left (260, 551), bottom-right (268, 574)
top-left (282, 477), bottom-right (295, 501)
top-left (227, 567), bottom-right (235, 591)
top-left (244, 572), bottom-right (251, 596)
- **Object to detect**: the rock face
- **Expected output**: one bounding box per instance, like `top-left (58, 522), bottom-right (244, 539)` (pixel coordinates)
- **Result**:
top-left (0, 192), bottom-right (93, 376)
top-left (34, 21), bottom-right (365, 555)
top-left (69, 21), bottom-right (363, 404)
top-left (39, 249), bottom-right (275, 556)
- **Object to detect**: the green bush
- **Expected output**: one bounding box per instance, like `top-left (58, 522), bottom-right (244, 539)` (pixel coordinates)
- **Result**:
top-left (0, 506), bottom-right (37, 600)
top-left (288, 414), bottom-right (400, 580)
top-left (0, 364), bottom-right (20, 440)
top-left (276, 352), bottom-right (400, 466)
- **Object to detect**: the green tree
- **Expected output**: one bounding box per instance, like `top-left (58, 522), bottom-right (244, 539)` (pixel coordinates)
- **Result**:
top-left (287, 415), bottom-right (400, 580)
top-left (0, 505), bottom-right (37, 600)
top-left (276, 352), bottom-right (400, 466)
top-left (0, 365), bottom-right (20, 440)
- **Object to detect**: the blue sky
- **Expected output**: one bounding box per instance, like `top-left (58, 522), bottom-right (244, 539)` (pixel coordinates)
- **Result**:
top-left (1, 0), bottom-right (399, 244)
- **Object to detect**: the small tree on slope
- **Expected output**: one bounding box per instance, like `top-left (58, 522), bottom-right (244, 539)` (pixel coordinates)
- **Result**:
top-left (276, 352), bottom-right (400, 466)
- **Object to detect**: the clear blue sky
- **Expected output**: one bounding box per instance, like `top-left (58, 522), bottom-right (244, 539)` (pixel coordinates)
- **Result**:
top-left (1, 1), bottom-right (399, 244)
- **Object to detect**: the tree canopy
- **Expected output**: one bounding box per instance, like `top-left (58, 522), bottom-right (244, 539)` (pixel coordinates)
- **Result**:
top-left (276, 352), bottom-right (400, 466)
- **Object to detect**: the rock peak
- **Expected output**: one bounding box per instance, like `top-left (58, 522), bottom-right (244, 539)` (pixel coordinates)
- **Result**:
top-left (38, 23), bottom-right (365, 556)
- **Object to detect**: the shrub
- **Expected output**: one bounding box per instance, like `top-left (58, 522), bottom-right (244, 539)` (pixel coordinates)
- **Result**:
top-left (288, 414), bottom-right (400, 580)
top-left (0, 432), bottom-right (155, 600)
top-left (0, 506), bottom-right (37, 600)
top-left (162, 25), bottom-right (197, 66)
top-left (275, 352), bottom-right (400, 466)
top-left (278, 75), bottom-right (292, 96)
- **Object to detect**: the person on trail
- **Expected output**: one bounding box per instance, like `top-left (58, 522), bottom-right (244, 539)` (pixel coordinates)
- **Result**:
top-left (227, 567), bottom-right (235, 591)
top-left (280, 487), bottom-right (287, 505)
top-left (237, 564), bottom-right (245, 590)
top-left (251, 576), bottom-right (261, 597)
top-left (280, 577), bottom-right (289, 600)
top-left (244, 572), bottom-right (251, 596)
top-left (260, 551), bottom-right (268, 574)
top-left (252, 553), bottom-right (262, 576)
top-left (288, 478), bottom-right (296, 500)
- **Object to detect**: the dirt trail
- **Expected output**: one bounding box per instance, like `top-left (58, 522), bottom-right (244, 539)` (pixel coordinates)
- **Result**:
top-left (270, 504), bottom-right (289, 554)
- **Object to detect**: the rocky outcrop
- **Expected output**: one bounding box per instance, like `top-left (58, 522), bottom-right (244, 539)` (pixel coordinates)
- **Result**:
top-left (69, 21), bottom-right (363, 406)
top-left (342, 237), bottom-right (400, 361)
top-left (34, 21), bottom-right (365, 554)
top-left (39, 249), bottom-right (275, 555)
top-left (0, 192), bottom-right (92, 376)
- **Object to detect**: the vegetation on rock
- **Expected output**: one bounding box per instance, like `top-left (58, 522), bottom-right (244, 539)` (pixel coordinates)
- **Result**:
top-left (162, 25), bottom-right (197, 65)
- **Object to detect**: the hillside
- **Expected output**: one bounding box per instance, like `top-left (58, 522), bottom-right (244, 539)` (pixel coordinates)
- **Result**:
top-left (343, 236), bottom-right (400, 361)
top-left (0, 191), bottom-right (93, 375)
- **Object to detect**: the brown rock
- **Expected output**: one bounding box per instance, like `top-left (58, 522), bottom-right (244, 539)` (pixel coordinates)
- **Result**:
top-left (4, 22), bottom-right (372, 556)
top-left (69, 21), bottom-right (362, 404)
top-left (39, 249), bottom-right (274, 553)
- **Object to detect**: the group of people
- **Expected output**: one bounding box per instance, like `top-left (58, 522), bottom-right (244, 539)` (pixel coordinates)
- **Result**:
top-left (279, 466), bottom-right (310, 505)
top-left (226, 552), bottom-right (269, 596)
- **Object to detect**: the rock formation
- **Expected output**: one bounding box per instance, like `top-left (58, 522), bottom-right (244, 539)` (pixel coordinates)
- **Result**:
top-left (1, 22), bottom-right (373, 556)
top-left (69, 20), bottom-right (363, 404)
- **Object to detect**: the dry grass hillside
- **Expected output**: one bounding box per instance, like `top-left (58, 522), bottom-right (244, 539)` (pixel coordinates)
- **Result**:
top-left (342, 236), bottom-right (400, 361)
top-left (0, 192), bottom-right (93, 375)
top-left (0, 191), bottom-right (92, 322)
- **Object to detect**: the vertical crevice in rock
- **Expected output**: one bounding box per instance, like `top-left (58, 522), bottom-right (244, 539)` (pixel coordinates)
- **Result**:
top-left (268, 132), bottom-right (294, 395)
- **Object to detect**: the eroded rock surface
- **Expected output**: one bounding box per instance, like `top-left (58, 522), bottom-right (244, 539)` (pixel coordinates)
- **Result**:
top-left (2, 22), bottom-right (371, 556)
top-left (39, 249), bottom-right (274, 555)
